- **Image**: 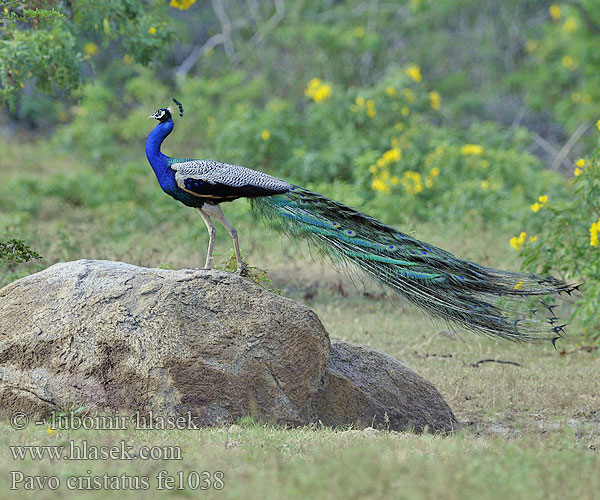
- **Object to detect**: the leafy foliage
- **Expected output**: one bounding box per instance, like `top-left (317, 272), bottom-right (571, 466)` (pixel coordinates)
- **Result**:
top-left (0, 238), bottom-right (42, 284)
top-left (514, 2), bottom-right (600, 134)
top-left (50, 66), bottom-right (566, 229)
top-left (519, 143), bottom-right (600, 339)
top-left (0, 1), bottom-right (173, 108)
top-left (0, 238), bottom-right (41, 265)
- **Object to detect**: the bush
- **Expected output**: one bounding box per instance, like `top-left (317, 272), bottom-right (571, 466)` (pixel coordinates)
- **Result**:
top-left (51, 66), bottom-right (566, 230)
top-left (518, 134), bottom-right (600, 340)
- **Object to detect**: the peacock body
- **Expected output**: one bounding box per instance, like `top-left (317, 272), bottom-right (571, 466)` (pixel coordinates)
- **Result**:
top-left (146, 100), bottom-right (576, 344)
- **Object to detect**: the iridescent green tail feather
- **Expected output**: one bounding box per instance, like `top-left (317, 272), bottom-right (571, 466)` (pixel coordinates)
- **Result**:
top-left (252, 186), bottom-right (577, 343)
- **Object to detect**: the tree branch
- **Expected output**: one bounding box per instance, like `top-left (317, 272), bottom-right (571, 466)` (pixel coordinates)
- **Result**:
top-left (550, 120), bottom-right (591, 171)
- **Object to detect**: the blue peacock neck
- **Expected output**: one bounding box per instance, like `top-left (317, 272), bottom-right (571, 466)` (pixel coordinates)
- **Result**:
top-left (145, 119), bottom-right (174, 177)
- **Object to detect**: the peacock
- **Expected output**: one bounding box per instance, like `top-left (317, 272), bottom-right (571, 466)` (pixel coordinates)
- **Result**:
top-left (146, 99), bottom-right (576, 344)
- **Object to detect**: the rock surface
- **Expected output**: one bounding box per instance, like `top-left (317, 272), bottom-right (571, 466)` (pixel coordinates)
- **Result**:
top-left (0, 260), bottom-right (457, 432)
top-left (309, 340), bottom-right (457, 432)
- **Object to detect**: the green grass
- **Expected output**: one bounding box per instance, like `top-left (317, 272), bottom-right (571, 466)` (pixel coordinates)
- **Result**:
top-left (1, 137), bottom-right (599, 499)
top-left (1, 419), bottom-right (598, 499)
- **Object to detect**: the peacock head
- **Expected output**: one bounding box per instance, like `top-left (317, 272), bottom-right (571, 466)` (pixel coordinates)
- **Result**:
top-left (148, 98), bottom-right (184, 123)
top-left (148, 108), bottom-right (171, 122)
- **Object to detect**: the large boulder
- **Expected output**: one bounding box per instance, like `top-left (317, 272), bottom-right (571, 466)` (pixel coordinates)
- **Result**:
top-left (310, 340), bottom-right (458, 432)
top-left (0, 260), bottom-right (457, 432)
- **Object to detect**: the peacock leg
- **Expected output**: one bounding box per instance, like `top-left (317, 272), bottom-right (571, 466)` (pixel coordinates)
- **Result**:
top-left (202, 203), bottom-right (246, 275)
top-left (197, 207), bottom-right (216, 270)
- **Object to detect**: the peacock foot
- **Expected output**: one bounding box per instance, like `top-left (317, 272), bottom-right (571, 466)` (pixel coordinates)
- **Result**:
top-left (235, 265), bottom-right (248, 277)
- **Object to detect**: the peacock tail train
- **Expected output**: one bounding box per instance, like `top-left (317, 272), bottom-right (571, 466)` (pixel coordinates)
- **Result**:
top-left (251, 185), bottom-right (576, 343)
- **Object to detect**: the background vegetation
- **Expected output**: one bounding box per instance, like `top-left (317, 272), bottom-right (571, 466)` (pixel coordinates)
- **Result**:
top-left (1, 0), bottom-right (598, 338)
top-left (1, 2), bottom-right (600, 498)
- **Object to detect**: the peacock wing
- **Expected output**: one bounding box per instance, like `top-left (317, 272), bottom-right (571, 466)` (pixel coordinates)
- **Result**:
top-left (170, 159), bottom-right (290, 199)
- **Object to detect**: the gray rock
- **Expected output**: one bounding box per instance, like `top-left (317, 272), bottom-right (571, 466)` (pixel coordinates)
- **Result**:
top-left (0, 259), bottom-right (457, 432)
top-left (308, 340), bottom-right (458, 432)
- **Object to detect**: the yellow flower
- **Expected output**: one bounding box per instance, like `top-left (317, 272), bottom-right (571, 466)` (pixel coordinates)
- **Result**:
top-left (305, 78), bottom-right (322, 97)
top-left (590, 221), bottom-right (599, 247)
top-left (313, 84), bottom-right (331, 102)
top-left (549, 4), bottom-right (561, 21)
top-left (538, 195), bottom-right (548, 204)
top-left (562, 55), bottom-right (578, 70)
top-left (576, 158), bottom-right (585, 168)
top-left (353, 26), bottom-right (366, 38)
top-left (391, 176), bottom-right (399, 186)
top-left (394, 122), bottom-right (404, 131)
top-left (429, 91), bottom-right (441, 110)
top-left (170, 0), bottom-right (197, 10)
top-left (372, 178), bottom-right (390, 194)
top-left (305, 79), bottom-right (331, 102)
top-left (83, 42), bottom-right (99, 56)
top-left (530, 236), bottom-right (538, 243)
top-left (510, 231), bottom-right (527, 251)
top-left (480, 180), bottom-right (490, 190)
top-left (405, 65), bottom-right (422, 82)
top-left (425, 176), bottom-right (433, 188)
top-left (597, 119), bottom-right (600, 131)
top-left (401, 171), bottom-right (423, 194)
top-left (366, 99), bottom-right (376, 118)
top-left (564, 17), bottom-right (577, 33)
top-left (574, 167), bottom-right (583, 176)
top-left (430, 167), bottom-right (440, 177)
top-left (525, 40), bottom-right (539, 54)
top-left (531, 202), bottom-right (542, 213)
top-left (356, 96), bottom-right (365, 107)
top-left (385, 86), bottom-right (397, 96)
top-left (369, 165), bottom-right (378, 174)
top-left (382, 148), bottom-right (402, 163)
top-left (148, 26), bottom-right (157, 35)
top-left (401, 106), bottom-right (410, 116)
top-left (403, 88), bottom-right (415, 102)
top-left (460, 144), bottom-right (484, 156)
top-left (260, 130), bottom-right (270, 141)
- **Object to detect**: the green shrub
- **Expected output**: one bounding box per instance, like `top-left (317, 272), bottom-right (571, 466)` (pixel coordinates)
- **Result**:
top-left (513, 2), bottom-right (600, 135)
top-left (518, 136), bottom-right (600, 340)
top-left (51, 66), bottom-right (566, 230)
